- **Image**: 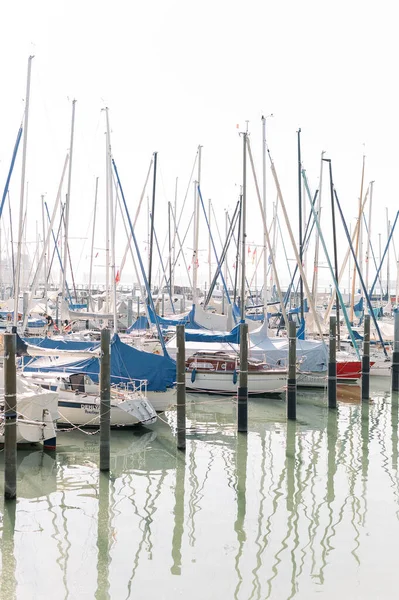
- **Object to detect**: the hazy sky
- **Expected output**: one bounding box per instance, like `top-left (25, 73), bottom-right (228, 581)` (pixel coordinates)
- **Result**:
top-left (1, 0), bottom-right (398, 292)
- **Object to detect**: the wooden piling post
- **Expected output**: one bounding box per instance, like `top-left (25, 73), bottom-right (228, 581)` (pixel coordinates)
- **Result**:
top-left (100, 328), bottom-right (111, 471)
top-left (176, 324), bottom-right (186, 450)
top-left (161, 293), bottom-right (165, 317)
top-left (287, 321), bottom-right (297, 420)
top-left (392, 311), bottom-right (399, 393)
top-left (4, 333), bottom-right (17, 500)
top-left (237, 323), bottom-right (248, 432)
top-left (362, 314), bottom-right (371, 401)
top-left (328, 316), bottom-right (337, 409)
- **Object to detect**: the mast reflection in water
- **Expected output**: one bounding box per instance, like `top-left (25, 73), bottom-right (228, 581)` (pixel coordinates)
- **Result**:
top-left (0, 383), bottom-right (399, 599)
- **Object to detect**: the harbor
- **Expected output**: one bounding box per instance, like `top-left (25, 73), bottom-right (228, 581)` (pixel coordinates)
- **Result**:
top-left (2, 1), bottom-right (399, 597)
top-left (0, 379), bottom-right (398, 599)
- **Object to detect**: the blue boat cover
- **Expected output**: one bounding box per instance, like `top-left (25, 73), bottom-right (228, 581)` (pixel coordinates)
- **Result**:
top-left (146, 304), bottom-right (202, 329)
top-left (127, 316), bottom-right (149, 331)
top-left (24, 334), bottom-right (177, 392)
top-left (23, 337), bottom-right (99, 351)
top-left (184, 323), bottom-right (241, 344)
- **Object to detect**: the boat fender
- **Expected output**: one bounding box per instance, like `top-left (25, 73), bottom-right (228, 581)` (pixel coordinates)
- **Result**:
top-left (233, 370), bottom-right (238, 385)
top-left (191, 369), bottom-right (197, 383)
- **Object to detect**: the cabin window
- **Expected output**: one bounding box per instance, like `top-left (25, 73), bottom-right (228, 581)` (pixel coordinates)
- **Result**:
top-left (69, 373), bottom-right (85, 392)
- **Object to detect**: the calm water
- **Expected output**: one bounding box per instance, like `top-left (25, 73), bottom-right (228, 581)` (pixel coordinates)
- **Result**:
top-left (0, 380), bottom-right (398, 599)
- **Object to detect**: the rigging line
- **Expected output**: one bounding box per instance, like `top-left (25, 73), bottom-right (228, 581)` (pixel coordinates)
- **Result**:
top-left (204, 200), bottom-right (240, 306)
top-left (362, 212), bottom-right (385, 294)
top-left (334, 187), bottom-right (389, 357)
top-left (211, 202), bottom-right (235, 292)
top-left (276, 212), bottom-right (294, 287)
top-left (176, 149), bottom-right (198, 233)
top-left (198, 185), bottom-right (235, 322)
top-left (113, 158), bottom-right (168, 355)
top-left (112, 178), bottom-right (150, 322)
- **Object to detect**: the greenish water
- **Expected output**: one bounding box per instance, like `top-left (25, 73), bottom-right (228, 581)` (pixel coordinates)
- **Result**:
top-left (0, 380), bottom-right (398, 599)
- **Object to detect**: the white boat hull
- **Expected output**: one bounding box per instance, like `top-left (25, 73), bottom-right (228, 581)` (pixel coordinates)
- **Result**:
top-left (0, 392), bottom-right (58, 446)
top-left (186, 370), bottom-right (287, 395)
top-left (57, 393), bottom-right (157, 427)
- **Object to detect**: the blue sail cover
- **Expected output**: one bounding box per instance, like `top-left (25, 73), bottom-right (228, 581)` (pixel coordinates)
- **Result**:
top-left (145, 304), bottom-right (202, 329)
top-left (23, 337), bottom-right (99, 351)
top-left (184, 323), bottom-right (241, 344)
top-left (127, 316), bottom-right (149, 331)
top-left (23, 334), bottom-right (177, 392)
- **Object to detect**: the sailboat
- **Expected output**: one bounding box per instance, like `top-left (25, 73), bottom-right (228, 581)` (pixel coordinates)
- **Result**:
top-left (0, 367), bottom-right (57, 447)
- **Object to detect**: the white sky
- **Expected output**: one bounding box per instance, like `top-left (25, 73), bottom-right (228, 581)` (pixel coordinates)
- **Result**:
top-left (0, 0), bottom-right (398, 292)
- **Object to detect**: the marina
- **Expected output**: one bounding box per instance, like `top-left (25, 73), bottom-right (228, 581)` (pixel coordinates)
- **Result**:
top-left (1, 2), bottom-right (399, 597)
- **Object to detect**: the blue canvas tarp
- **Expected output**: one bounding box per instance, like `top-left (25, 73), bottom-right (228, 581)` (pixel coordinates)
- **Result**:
top-left (23, 337), bottom-right (99, 351)
top-left (184, 323), bottom-right (241, 344)
top-left (23, 334), bottom-right (177, 392)
top-left (147, 304), bottom-right (202, 329)
top-left (127, 316), bottom-right (149, 331)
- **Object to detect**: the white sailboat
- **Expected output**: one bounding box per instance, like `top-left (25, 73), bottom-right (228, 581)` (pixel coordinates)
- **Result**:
top-left (22, 370), bottom-right (157, 427)
top-left (0, 369), bottom-right (57, 447)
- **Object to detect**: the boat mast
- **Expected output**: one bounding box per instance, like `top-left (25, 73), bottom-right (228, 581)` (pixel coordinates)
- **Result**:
top-left (8, 193), bottom-right (15, 298)
top-left (240, 131), bottom-right (247, 322)
top-left (172, 177), bottom-right (178, 296)
top-left (105, 108), bottom-right (118, 334)
top-left (324, 158), bottom-right (340, 347)
top-left (41, 194), bottom-right (48, 316)
top-left (387, 208), bottom-right (391, 305)
top-left (365, 181), bottom-right (374, 305)
top-left (261, 115), bottom-right (268, 320)
top-left (379, 233), bottom-right (383, 305)
top-left (14, 55), bottom-right (33, 326)
top-left (208, 198), bottom-right (212, 295)
top-left (148, 151), bottom-right (158, 296)
top-left (192, 145), bottom-right (202, 305)
top-left (350, 154), bottom-right (365, 323)
top-left (311, 152), bottom-right (325, 302)
top-left (297, 129), bottom-right (304, 321)
top-left (62, 99), bottom-right (76, 308)
top-left (88, 176), bottom-right (99, 310)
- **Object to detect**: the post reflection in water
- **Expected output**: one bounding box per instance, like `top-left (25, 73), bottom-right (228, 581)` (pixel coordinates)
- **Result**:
top-left (171, 452), bottom-right (185, 576)
top-left (234, 433), bottom-right (248, 600)
top-left (4, 388), bottom-right (399, 598)
top-left (1, 499), bottom-right (16, 600)
top-left (96, 471), bottom-right (110, 600)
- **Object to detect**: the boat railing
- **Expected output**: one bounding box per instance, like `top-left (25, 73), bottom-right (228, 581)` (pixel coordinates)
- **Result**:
top-left (111, 378), bottom-right (148, 397)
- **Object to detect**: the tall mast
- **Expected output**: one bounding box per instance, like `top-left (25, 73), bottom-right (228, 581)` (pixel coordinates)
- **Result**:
top-left (172, 177), bottom-right (178, 296)
top-left (297, 128), bottom-right (304, 321)
top-left (148, 151), bottom-right (158, 295)
top-left (192, 145), bottom-right (202, 304)
top-left (8, 194), bottom-right (15, 296)
top-left (261, 114), bottom-right (273, 320)
top-left (88, 176), bottom-right (99, 309)
top-left (365, 181), bottom-right (374, 301)
top-left (105, 108), bottom-right (117, 334)
top-left (41, 194), bottom-right (48, 316)
top-left (208, 198), bottom-right (212, 294)
top-left (14, 55), bottom-right (33, 326)
top-left (379, 233), bottom-right (383, 305)
top-left (387, 209), bottom-right (391, 304)
top-left (62, 99), bottom-right (76, 307)
top-left (350, 154), bottom-right (365, 322)
top-left (324, 158), bottom-right (340, 347)
top-left (240, 132), bottom-right (247, 322)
